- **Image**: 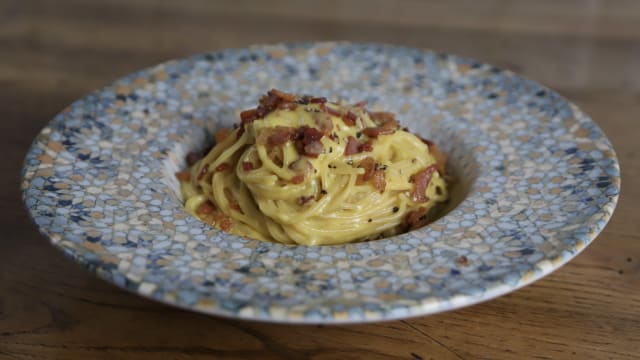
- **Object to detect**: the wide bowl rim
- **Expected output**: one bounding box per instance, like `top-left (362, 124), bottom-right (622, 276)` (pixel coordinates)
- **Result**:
top-left (21, 41), bottom-right (620, 324)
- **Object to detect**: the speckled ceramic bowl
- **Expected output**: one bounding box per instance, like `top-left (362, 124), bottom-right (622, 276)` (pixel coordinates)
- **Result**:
top-left (21, 42), bottom-right (620, 323)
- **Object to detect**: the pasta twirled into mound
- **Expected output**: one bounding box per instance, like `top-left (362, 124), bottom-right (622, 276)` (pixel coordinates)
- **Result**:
top-left (177, 90), bottom-right (449, 245)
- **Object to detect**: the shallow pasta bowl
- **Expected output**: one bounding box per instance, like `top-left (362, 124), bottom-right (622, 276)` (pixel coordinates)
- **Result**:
top-left (21, 42), bottom-right (620, 323)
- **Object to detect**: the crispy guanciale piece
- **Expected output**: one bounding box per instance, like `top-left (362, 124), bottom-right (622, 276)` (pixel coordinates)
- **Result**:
top-left (371, 168), bottom-right (386, 193)
top-left (342, 111), bottom-right (357, 126)
top-left (309, 97), bottom-right (327, 104)
top-left (312, 112), bottom-right (334, 135)
top-left (369, 111), bottom-right (396, 125)
top-left (175, 170), bottom-right (190, 182)
top-left (196, 200), bottom-right (216, 215)
top-left (356, 157), bottom-right (386, 192)
top-left (269, 88), bottom-right (297, 102)
top-left (319, 103), bottom-right (342, 117)
top-left (215, 213), bottom-right (233, 232)
top-left (359, 139), bottom-right (374, 152)
top-left (240, 89), bottom-right (299, 126)
top-left (291, 126), bottom-right (325, 158)
top-left (241, 162), bottom-right (255, 171)
top-left (291, 174), bottom-right (305, 184)
top-left (405, 206), bottom-right (428, 229)
top-left (410, 165), bottom-right (436, 203)
top-left (240, 109), bottom-right (259, 125)
top-left (266, 127), bottom-right (295, 146)
top-left (344, 136), bottom-right (360, 155)
top-left (362, 117), bottom-right (398, 138)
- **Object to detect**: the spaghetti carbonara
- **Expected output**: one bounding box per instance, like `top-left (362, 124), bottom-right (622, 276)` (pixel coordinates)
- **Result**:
top-left (176, 89), bottom-right (449, 245)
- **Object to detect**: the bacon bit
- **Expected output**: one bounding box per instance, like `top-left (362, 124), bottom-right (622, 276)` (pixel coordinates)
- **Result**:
top-left (214, 128), bottom-right (231, 143)
top-left (320, 103), bottom-right (342, 117)
top-left (369, 111), bottom-right (396, 125)
top-left (359, 139), bottom-right (374, 152)
top-left (293, 137), bottom-right (305, 154)
top-left (371, 168), bottom-right (386, 193)
top-left (269, 88), bottom-right (297, 102)
top-left (362, 127), bottom-right (391, 138)
top-left (202, 213), bottom-right (215, 226)
top-left (240, 109), bottom-right (258, 126)
top-left (342, 111), bottom-right (357, 126)
top-left (302, 126), bottom-right (324, 143)
top-left (186, 152), bottom-right (202, 166)
top-left (256, 126), bottom-right (293, 146)
top-left (175, 170), bottom-right (191, 182)
top-left (291, 174), bottom-right (305, 184)
top-left (239, 90), bottom-right (306, 130)
top-left (217, 214), bottom-right (233, 232)
top-left (258, 93), bottom-right (281, 114)
top-left (353, 100), bottom-right (368, 108)
top-left (361, 127), bottom-right (377, 137)
top-left (229, 200), bottom-right (242, 212)
top-left (357, 157), bottom-right (376, 184)
top-left (362, 117), bottom-right (398, 138)
top-left (405, 207), bottom-right (427, 229)
top-left (197, 164), bottom-right (209, 180)
top-left (410, 165), bottom-right (436, 203)
top-left (297, 195), bottom-right (315, 205)
top-left (292, 126), bottom-right (325, 157)
top-left (312, 113), bottom-right (334, 135)
top-left (303, 141), bottom-right (324, 158)
top-left (196, 200), bottom-right (216, 215)
top-left (215, 163), bottom-right (230, 172)
top-left (240, 89), bottom-right (299, 126)
top-left (267, 127), bottom-right (294, 146)
top-left (344, 136), bottom-right (360, 155)
top-left (256, 89), bottom-right (295, 117)
top-left (381, 117), bottom-right (399, 130)
top-left (327, 107), bottom-right (342, 117)
top-left (241, 162), bottom-right (255, 171)
top-left (309, 97), bottom-right (327, 103)
top-left (356, 157), bottom-right (386, 192)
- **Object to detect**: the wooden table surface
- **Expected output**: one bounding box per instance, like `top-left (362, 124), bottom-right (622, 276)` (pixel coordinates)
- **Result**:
top-left (2, 1), bottom-right (639, 359)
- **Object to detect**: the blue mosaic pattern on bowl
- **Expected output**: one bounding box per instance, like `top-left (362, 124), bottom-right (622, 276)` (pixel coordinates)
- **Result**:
top-left (21, 42), bottom-right (619, 323)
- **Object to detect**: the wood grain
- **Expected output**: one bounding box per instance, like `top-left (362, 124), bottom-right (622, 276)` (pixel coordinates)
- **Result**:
top-left (1, 1), bottom-right (638, 359)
